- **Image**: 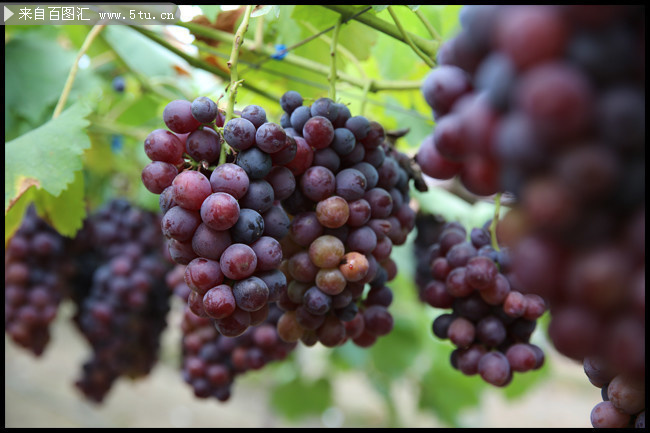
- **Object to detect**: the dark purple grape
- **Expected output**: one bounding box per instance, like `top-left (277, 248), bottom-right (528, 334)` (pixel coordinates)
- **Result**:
top-left (224, 117), bottom-right (256, 151)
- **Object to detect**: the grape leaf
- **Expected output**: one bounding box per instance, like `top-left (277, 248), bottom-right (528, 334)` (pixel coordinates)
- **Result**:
top-left (5, 102), bottom-right (92, 213)
top-left (269, 376), bottom-right (333, 420)
top-left (4, 30), bottom-right (101, 141)
top-left (33, 170), bottom-right (86, 238)
top-left (101, 25), bottom-right (189, 78)
top-left (4, 186), bottom-right (36, 247)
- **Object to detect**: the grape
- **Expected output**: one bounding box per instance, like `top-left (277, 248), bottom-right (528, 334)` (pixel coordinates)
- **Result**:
top-left (161, 206), bottom-right (201, 241)
top-left (172, 170), bottom-right (213, 211)
top-left (335, 168), bottom-right (368, 201)
top-left (232, 277), bottom-right (269, 312)
top-left (202, 285), bottom-right (237, 319)
top-left (300, 166), bottom-right (336, 202)
top-left (186, 127), bottom-right (222, 164)
top-left (280, 90), bottom-right (303, 114)
top-left (303, 286), bottom-right (332, 315)
top-left (315, 268), bottom-right (347, 296)
top-left (192, 223), bottom-right (231, 261)
top-left (310, 97), bottom-right (339, 122)
top-left (239, 179), bottom-right (275, 215)
top-left (607, 375), bottom-right (645, 415)
top-left (250, 236), bottom-right (282, 272)
top-left (313, 147), bottom-right (341, 173)
top-left (362, 305), bottom-right (393, 336)
top-left (185, 258), bottom-right (224, 295)
top-left (289, 212), bottom-right (324, 247)
top-left (478, 351), bottom-right (511, 387)
top-left (421, 65), bottom-right (473, 118)
top-left (284, 136), bottom-right (314, 176)
top-left (200, 192), bottom-right (240, 231)
top-left (163, 99), bottom-right (201, 133)
top-left (210, 163), bottom-right (250, 200)
top-left (448, 316), bottom-right (475, 348)
top-left (494, 5), bottom-right (568, 71)
top-left (331, 128), bottom-right (356, 156)
top-left (141, 161), bottom-right (178, 194)
top-left (191, 96), bottom-right (219, 124)
top-left (290, 105), bottom-right (312, 132)
top-left (224, 117), bottom-right (256, 151)
top-left (339, 252), bottom-right (369, 282)
top-left (255, 122), bottom-right (287, 154)
top-left (591, 401), bottom-right (633, 429)
top-left (345, 116), bottom-right (370, 140)
top-left (315, 196), bottom-right (350, 229)
top-left (265, 166), bottom-right (296, 201)
top-left (271, 135), bottom-right (298, 166)
top-left (144, 129), bottom-right (185, 163)
top-left (236, 147), bottom-right (272, 180)
top-left (308, 235), bottom-right (345, 268)
top-left (416, 134), bottom-right (462, 180)
top-left (262, 205), bottom-right (291, 240)
top-left (231, 209), bottom-right (264, 245)
top-left (302, 116), bottom-right (334, 149)
top-left (360, 121), bottom-right (385, 149)
top-left (241, 105), bottom-right (267, 129)
top-left (220, 244), bottom-right (258, 280)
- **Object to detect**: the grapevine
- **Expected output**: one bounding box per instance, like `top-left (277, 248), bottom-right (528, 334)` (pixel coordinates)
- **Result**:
top-left (5, 4), bottom-right (644, 429)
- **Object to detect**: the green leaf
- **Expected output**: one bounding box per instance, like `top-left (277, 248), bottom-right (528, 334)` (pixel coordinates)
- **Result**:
top-left (269, 376), bottom-right (333, 421)
top-left (199, 5), bottom-right (221, 22)
top-left (4, 29), bottom-right (101, 141)
top-left (5, 102), bottom-right (93, 213)
top-left (251, 5), bottom-right (274, 18)
top-left (101, 25), bottom-right (189, 78)
top-left (369, 318), bottom-right (422, 378)
top-left (418, 340), bottom-right (487, 427)
top-left (408, 5), bottom-right (421, 11)
top-left (4, 186), bottom-right (36, 247)
top-left (372, 6), bottom-right (388, 13)
top-left (32, 170), bottom-right (86, 238)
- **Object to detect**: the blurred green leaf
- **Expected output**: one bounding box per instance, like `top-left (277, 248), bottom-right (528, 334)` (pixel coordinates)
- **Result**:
top-left (270, 376), bottom-right (333, 421)
top-left (5, 102), bottom-right (92, 213)
top-left (101, 25), bottom-right (189, 78)
top-left (4, 29), bottom-right (101, 141)
top-left (33, 170), bottom-right (86, 238)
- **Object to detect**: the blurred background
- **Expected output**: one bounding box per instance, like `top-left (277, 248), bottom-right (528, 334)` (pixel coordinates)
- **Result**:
top-left (5, 5), bottom-right (600, 428)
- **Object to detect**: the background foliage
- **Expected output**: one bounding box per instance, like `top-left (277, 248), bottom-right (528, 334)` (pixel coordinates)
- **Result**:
top-left (4, 5), bottom-right (554, 427)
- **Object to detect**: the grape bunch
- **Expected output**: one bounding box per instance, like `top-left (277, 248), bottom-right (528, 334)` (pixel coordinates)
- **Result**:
top-left (181, 303), bottom-right (296, 402)
top-left (270, 92), bottom-right (417, 348)
top-left (5, 206), bottom-right (74, 356)
top-left (143, 96), bottom-right (294, 337)
top-left (70, 199), bottom-right (173, 403)
top-left (416, 5), bottom-right (645, 426)
top-left (141, 90), bottom-right (418, 349)
top-left (415, 217), bottom-right (546, 387)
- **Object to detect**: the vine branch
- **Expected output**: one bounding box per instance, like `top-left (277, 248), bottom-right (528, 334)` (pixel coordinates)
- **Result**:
top-left (329, 17), bottom-right (342, 101)
top-left (53, 24), bottom-right (105, 119)
top-left (323, 5), bottom-right (438, 58)
top-left (387, 6), bottom-right (435, 68)
top-left (128, 24), bottom-right (278, 103)
top-left (182, 22), bottom-right (421, 93)
top-left (490, 193), bottom-right (502, 251)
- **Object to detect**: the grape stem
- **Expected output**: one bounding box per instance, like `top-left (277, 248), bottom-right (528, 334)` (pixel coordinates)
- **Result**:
top-left (225, 5), bottom-right (254, 125)
top-left (387, 6), bottom-right (436, 68)
top-left (324, 5), bottom-right (438, 58)
top-left (413, 7), bottom-right (442, 42)
top-left (489, 193), bottom-right (502, 251)
top-left (128, 25), bottom-right (278, 102)
top-left (182, 22), bottom-right (421, 93)
top-left (329, 17), bottom-right (343, 101)
top-left (53, 24), bottom-right (105, 119)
